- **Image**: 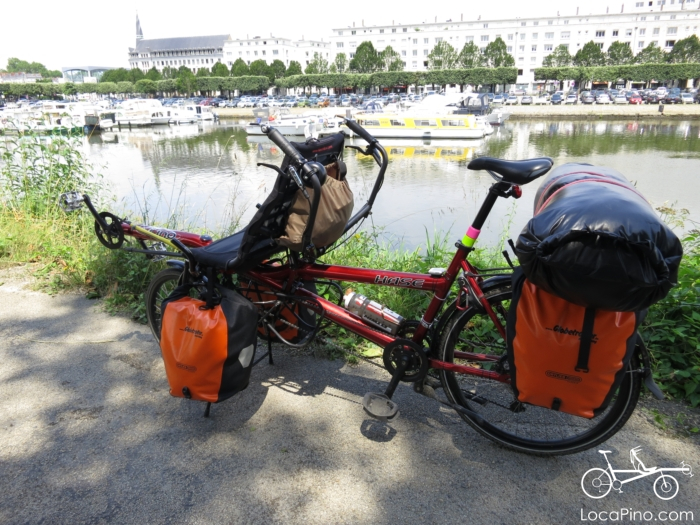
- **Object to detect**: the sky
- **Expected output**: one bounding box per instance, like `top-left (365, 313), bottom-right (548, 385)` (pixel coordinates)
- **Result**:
top-left (1, 0), bottom-right (641, 72)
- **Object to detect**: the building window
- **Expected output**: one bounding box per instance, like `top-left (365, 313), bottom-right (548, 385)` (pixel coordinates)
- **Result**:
top-left (532, 32), bottom-right (538, 39)
top-left (481, 35), bottom-right (489, 42)
top-left (337, 42), bottom-right (344, 48)
top-left (424, 37), bottom-right (429, 43)
top-left (544, 44), bottom-right (553, 51)
top-left (666, 40), bottom-right (676, 47)
top-left (519, 45), bottom-right (525, 52)
top-left (533, 21), bottom-right (539, 26)
top-left (670, 14), bottom-right (676, 19)
top-left (532, 45), bottom-right (537, 51)
top-left (564, 20), bottom-right (569, 24)
top-left (521, 22), bottom-right (526, 26)
top-left (561, 31), bottom-right (570, 39)
top-left (380, 29), bottom-right (384, 33)
top-left (545, 32), bottom-right (554, 39)
top-left (412, 61), bottom-right (417, 67)
top-left (653, 27), bottom-right (660, 35)
top-left (639, 28), bottom-right (646, 35)
top-left (596, 43), bottom-right (604, 49)
top-left (626, 29), bottom-right (633, 36)
top-left (595, 30), bottom-right (605, 37)
top-left (350, 53), bottom-right (355, 58)
top-left (667, 27), bottom-right (677, 34)
top-left (641, 16), bottom-right (647, 21)
top-left (507, 34), bottom-right (514, 40)
top-left (273, 50), bottom-right (279, 55)
top-left (548, 20), bottom-right (553, 25)
top-left (338, 31), bottom-right (343, 35)
top-left (423, 49), bottom-right (429, 55)
top-left (638, 41), bottom-right (645, 48)
top-left (654, 15), bottom-right (660, 20)
top-left (413, 49), bottom-right (417, 56)
top-left (413, 38), bottom-right (418, 44)
top-left (507, 46), bottom-right (513, 52)
top-left (435, 37), bottom-right (443, 42)
top-left (392, 28), bottom-right (396, 33)
top-left (518, 56), bottom-right (524, 62)
top-left (636, 1), bottom-right (643, 5)
top-left (520, 33), bottom-right (526, 40)
top-left (403, 28), bottom-right (407, 32)
top-left (351, 30), bottom-right (356, 35)
top-left (465, 36), bottom-right (474, 42)
top-left (531, 57), bottom-right (537, 62)
top-left (612, 30), bottom-right (619, 36)
top-left (401, 50), bottom-right (406, 56)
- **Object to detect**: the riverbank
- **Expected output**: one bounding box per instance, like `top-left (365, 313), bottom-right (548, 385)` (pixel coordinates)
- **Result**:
top-left (213, 103), bottom-right (700, 121)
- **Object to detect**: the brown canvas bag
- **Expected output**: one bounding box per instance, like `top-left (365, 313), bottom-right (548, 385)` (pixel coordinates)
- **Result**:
top-left (276, 175), bottom-right (353, 251)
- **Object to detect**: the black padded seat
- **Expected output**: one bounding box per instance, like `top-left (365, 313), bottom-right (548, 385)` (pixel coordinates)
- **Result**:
top-left (190, 229), bottom-right (284, 270)
top-left (468, 157), bottom-right (553, 185)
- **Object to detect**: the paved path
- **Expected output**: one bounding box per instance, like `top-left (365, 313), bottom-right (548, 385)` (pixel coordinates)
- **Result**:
top-left (0, 275), bottom-right (698, 524)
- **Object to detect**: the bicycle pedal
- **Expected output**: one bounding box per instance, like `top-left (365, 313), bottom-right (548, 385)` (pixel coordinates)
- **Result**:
top-left (362, 393), bottom-right (399, 421)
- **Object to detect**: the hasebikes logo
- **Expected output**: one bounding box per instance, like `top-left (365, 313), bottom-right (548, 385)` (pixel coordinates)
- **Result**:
top-left (180, 326), bottom-right (203, 339)
top-left (374, 275), bottom-right (425, 288)
top-left (546, 325), bottom-right (599, 343)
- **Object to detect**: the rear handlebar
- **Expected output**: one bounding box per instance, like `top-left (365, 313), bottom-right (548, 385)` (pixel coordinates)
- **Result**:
top-left (343, 118), bottom-right (376, 145)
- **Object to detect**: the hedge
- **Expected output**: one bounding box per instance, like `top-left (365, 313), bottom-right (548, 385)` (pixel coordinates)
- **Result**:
top-left (534, 63), bottom-right (700, 83)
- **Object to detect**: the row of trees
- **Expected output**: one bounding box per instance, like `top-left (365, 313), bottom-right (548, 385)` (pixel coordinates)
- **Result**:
top-left (535, 63), bottom-right (700, 85)
top-left (1, 58), bottom-right (61, 78)
top-left (544, 35), bottom-right (700, 68)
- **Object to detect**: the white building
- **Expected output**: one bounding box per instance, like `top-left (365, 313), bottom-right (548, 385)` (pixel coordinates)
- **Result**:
top-left (128, 16), bottom-right (228, 74)
top-left (222, 35), bottom-right (330, 70)
top-left (329, 3), bottom-right (700, 90)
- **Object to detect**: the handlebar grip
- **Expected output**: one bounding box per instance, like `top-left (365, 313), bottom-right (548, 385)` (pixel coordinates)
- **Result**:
top-left (263, 125), bottom-right (305, 166)
top-left (344, 119), bottom-right (376, 144)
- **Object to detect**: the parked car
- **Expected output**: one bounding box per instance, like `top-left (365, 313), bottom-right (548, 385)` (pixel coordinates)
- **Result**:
top-left (680, 93), bottom-right (695, 104)
top-left (493, 94), bottom-right (505, 104)
top-left (520, 95), bottom-right (533, 105)
top-left (533, 95), bottom-right (549, 105)
top-left (550, 93), bottom-right (564, 105)
top-left (628, 94), bottom-right (643, 104)
top-left (614, 94), bottom-right (628, 104)
top-left (581, 93), bottom-right (596, 104)
top-left (664, 93), bottom-right (682, 104)
top-left (596, 93), bottom-right (612, 104)
top-left (565, 94), bottom-right (578, 104)
top-left (504, 95), bottom-right (519, 105)
top-left (510, 88), bottom-right (526, 96)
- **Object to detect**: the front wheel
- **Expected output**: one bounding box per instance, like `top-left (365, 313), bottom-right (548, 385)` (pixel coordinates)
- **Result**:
top-left (438, 286), bottom-right (642, 456)
top-left (654, 475), bottom-right (679, 500)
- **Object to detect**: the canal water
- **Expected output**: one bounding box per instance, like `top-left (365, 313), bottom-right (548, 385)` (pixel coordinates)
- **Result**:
top-left (85, 119), bottom-right (700, 251)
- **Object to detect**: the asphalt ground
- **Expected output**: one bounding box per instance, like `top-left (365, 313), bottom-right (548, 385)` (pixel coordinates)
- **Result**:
top-left (0, 270), bottom-right (698, 525)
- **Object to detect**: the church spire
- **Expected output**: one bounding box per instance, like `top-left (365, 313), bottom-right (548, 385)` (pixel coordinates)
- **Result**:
top-left (136, 14), bottom-right (143, 41)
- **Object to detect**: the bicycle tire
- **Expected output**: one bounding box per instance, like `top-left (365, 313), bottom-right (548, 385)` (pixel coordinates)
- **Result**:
top-left (438, 286), bottom-right (642, 456)
top-left (145, 268), bottom-right (183, 344)
top-left (581, 468), bottom-right (613, 499)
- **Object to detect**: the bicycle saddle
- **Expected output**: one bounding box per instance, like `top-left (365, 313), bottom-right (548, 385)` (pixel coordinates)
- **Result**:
top-left (468, 157), bottom-right (553, 185)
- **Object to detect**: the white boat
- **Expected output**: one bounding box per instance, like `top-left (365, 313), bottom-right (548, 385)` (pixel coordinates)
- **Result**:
top-left (115, 99), bottom-right (153, 126)
top-left (195, 105), bottom-right (216, 121)
top-left (170, 104), bottom-right (198, 124)
top-left (245, 109), bottom-right (343, 137)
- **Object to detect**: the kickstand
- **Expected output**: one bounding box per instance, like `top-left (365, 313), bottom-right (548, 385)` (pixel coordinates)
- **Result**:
top-left (267, 327), bottom-right (274, 365)
top-left (203, 402), bottom-right (212, 418)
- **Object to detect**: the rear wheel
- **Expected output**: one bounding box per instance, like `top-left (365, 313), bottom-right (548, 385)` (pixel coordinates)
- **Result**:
top-left (438, 286), bottom-right (642, 456)
top-left (145, 268), bottom-right (183, 343)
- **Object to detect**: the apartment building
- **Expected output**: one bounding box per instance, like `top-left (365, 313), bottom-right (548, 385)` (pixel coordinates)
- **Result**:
top-left (329, 3), bottom-right (700, 90)
top-left (222, 36), bottom-right (330, 69)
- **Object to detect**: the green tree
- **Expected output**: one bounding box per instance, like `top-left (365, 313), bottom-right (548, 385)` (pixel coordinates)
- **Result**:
top-left (145, 67), bottom-right (162, 81)
top-left (249, 59), bottom-right (270, 79)
top-left (482, 37), bottom-right (514, 68)
top-left (116, 81), bottom-right (134, 95)
top-left (176, 67), bottom-right (196, 95)
top-left (230, 58), bottom-right (250, 77)
top-left (349, 41), bottom-right (381, 73)
top-left (161, 66), bottom-right (178, 79)
top-left (305, 52), bottom-right (330, 74)
top-left (269, 59), bottom-right (286, 79)
top-left (378, 46), bottom-right (404, 72)
top-left (100, 68), bottom-right (129, 83)
top-left (196, 67), bottom-right (210, 77)
top-left (334, 53), bottom-right (347, 73)
top-left (212, 62), bottom-right (229, 77)
top-left (634, 42), bottom-right (666, 64)
top-left (97, 82), bottom-right (117, 95)
top-left (329, 63), bottom-right (338, 73)
top-left (458, 42), bottom-right (484, 68)
top-left (428, 41), bottom-right (458, 70)
top-left (607, 41), bottom-right (635, 65)
top-left (287, 60), bottom-right (303, 76)
top-left (127, 68), bottom-right (146, 82)
top-left (573, 41), bottom-right (607, 67)
top-left (542, 44), bottom-right (572, 67)
top-left (668, 35), bottom-right (700, 64)
top-left (134, 79), bottom-right (157, 95)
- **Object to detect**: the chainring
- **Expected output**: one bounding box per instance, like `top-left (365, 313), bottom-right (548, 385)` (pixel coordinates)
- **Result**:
top-left (94, 211), bottom-right (125, 249)
top-left (382, 338), bottom-right (429, 383)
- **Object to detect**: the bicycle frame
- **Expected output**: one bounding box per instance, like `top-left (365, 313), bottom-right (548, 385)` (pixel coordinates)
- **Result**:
top-left (600, 453), bottom-right (690, 487)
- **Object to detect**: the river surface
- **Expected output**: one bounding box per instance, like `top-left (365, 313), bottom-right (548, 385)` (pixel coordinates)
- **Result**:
top-left (85, 119), bottom-right (700, 250)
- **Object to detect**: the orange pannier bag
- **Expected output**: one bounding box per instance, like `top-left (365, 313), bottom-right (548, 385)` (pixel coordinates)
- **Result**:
top-left (506, 268), bottom-right (644, 418)
top-left (160, 284), bottom-right (258, 403)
